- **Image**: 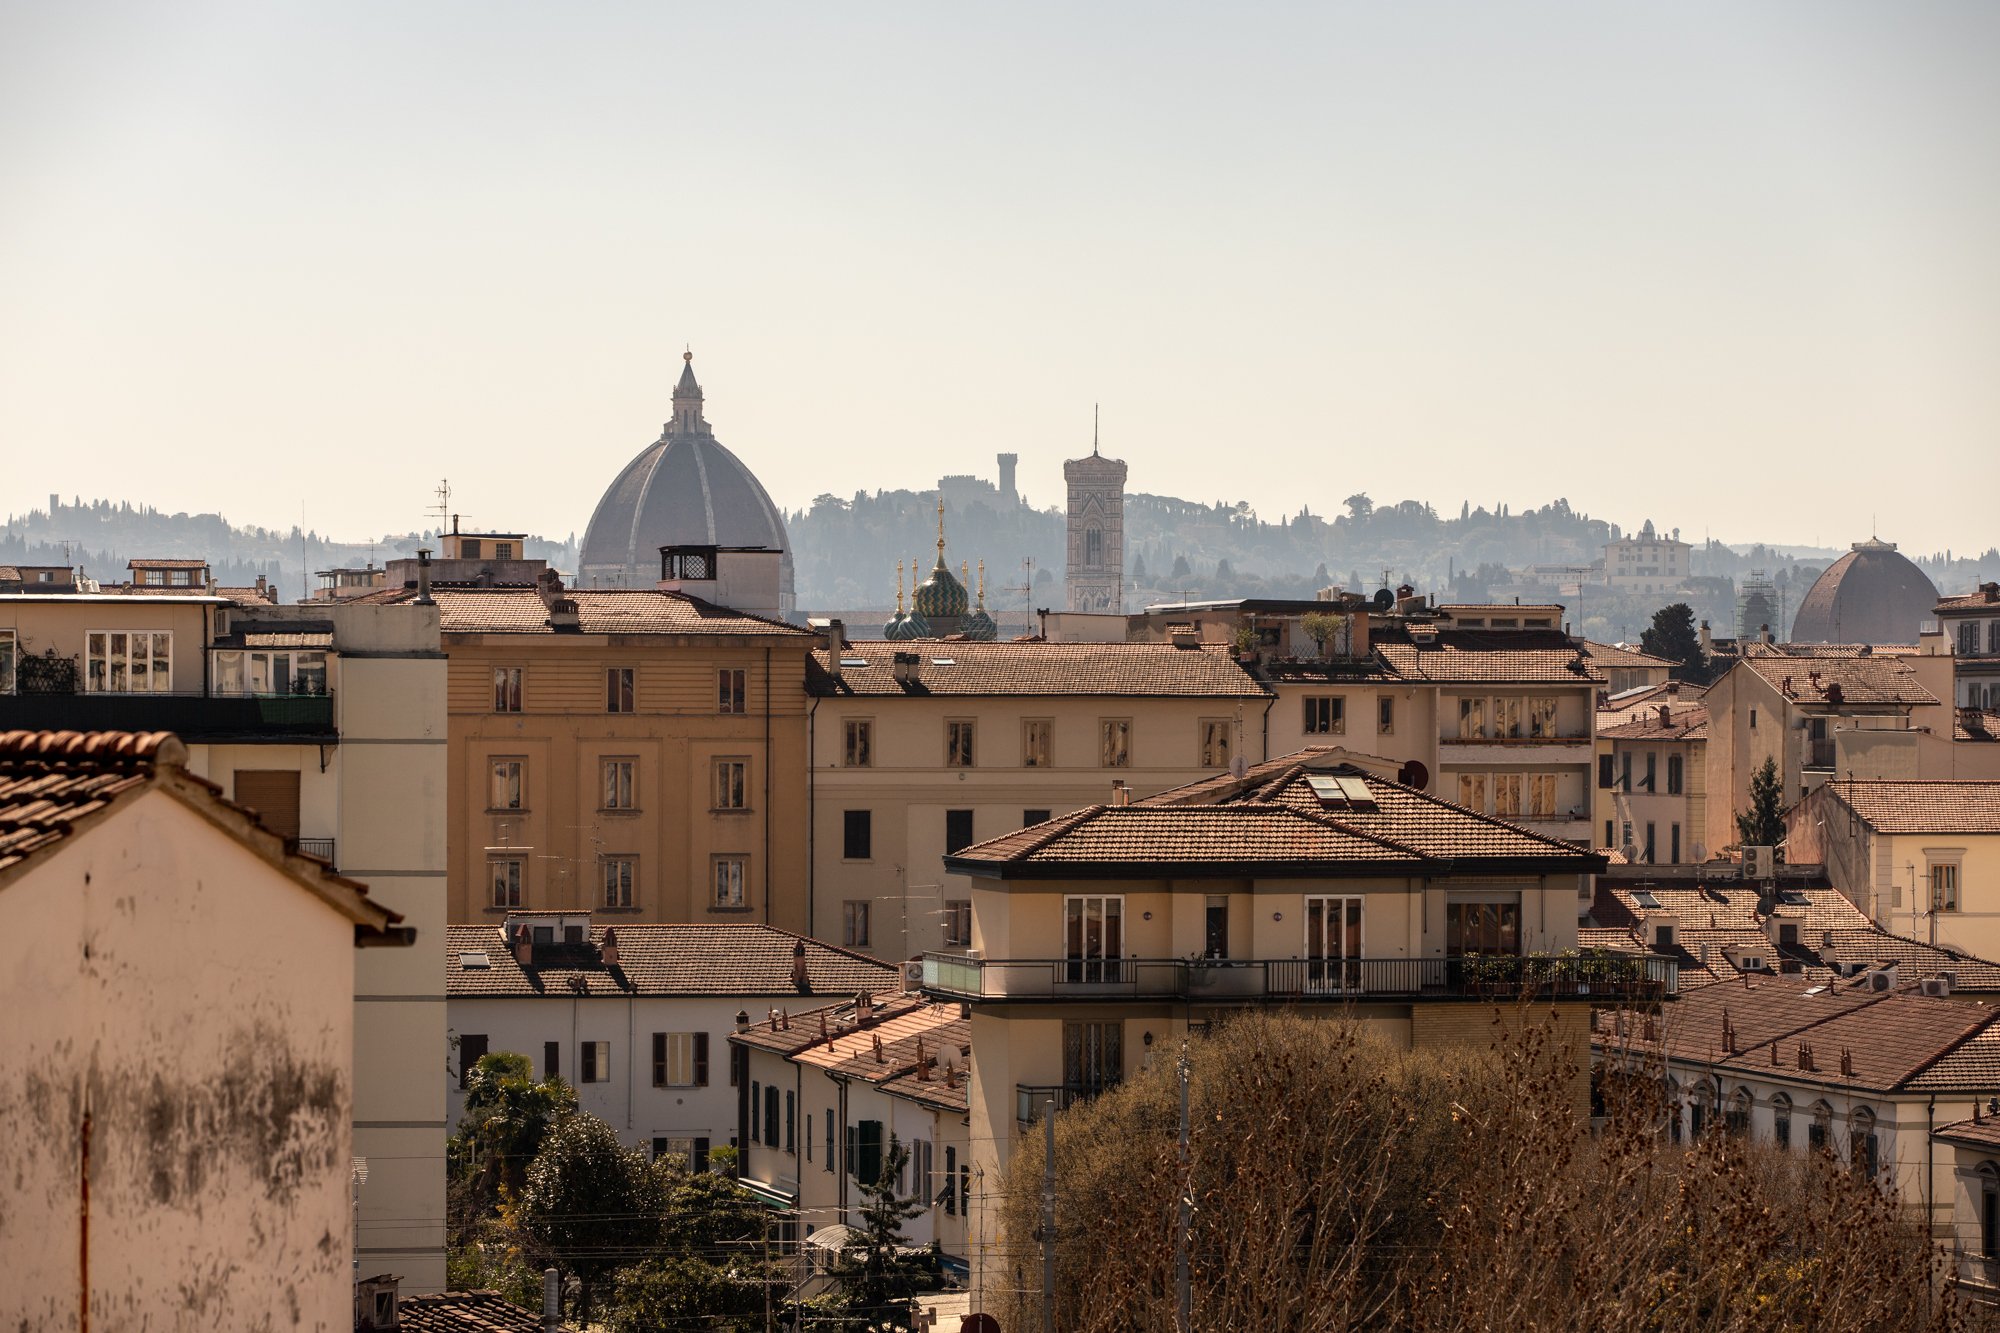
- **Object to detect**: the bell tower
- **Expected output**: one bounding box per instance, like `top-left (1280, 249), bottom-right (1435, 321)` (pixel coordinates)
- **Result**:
top-left (1063, 408), bottom-right (1127, 613)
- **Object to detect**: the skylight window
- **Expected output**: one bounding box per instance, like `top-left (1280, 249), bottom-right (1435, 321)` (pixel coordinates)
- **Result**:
top-left (930, 657), bottom-right (956, 666)
top-left (458, 951), bottom-right (491, 970)
top-left (1306, 774), bottom-right (1376, 808)
top-left (1632, 891), bottom-right (1662, 910)
top-left (839, 656), bottom-right (869, 668)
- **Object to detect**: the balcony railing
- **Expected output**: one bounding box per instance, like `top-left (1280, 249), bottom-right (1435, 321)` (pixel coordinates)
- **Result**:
top-left (0, 690), bottom-right (335, 740)
top-left (1804, 738), bottom-right (1835, 770)
top-left (293, 838), bottom-right (336, 868)
top-left (923, 951), bottom-right (1677, 1004)
top-left (1017, 1083), bottom-right (1113, 1125)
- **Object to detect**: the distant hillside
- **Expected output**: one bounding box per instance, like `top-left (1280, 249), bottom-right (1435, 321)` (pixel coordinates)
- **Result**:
top-left (0, 497), bottom-right (577, 597)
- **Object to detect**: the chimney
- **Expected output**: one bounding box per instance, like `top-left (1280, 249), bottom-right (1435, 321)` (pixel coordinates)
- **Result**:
top-left (1760, 623), bottom-right (1774, 644)
top-left (1110, 780), bottom-right (1130, 807)
top-left (791, 939), bottom-right (810, 992)
top-left (735, 1008), bottom-right (751, 1033)
top-left (536, 568), bottom-right (565, 608)
top-left (1698, 620), bottom-right (1711, 652)
top-left (891, 651), bottom-right (921, 686)
top-left (542, 1267), bottom-right (561, 1332)
top-left (1658, 705), bottom-right (1671, 728)
top-left (414, 548), bottom-right (434, 606)
top-left (916, 1036), bottom-right (930, 1080)
top-left (825, 619), bottom-right (846, 684)
top-left (599, 927), bottom-right (619, 968)
top-left (512, 923), bottom-right (532, 968)
top-left (1984, 582), bottom-right (1999, 604)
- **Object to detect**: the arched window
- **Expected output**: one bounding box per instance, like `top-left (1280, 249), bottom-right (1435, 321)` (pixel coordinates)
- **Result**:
top-left (1809, 1101), bottom-right (1833, 1153)
top-left (1084, 527), bottom-right (1104, 569)
top-left (1725, 1088), bottom-right (1752, 1137)
top-left (1690, 1078), bottom-right (1718, 1138)
top-left (1666, 1078), bottom-right (1682, 1144)
top-left (1850, 1107), bottom-right (1880, 1180)
top-left (1770, 1092), bottom-right (1793, 1150)
top-left (1989, 620), bottom-right (2000, 655)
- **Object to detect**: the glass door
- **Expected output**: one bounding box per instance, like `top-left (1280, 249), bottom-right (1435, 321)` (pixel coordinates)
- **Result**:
top-left (1064, 896), bottom-right (1124, 984)
top-left (1305, 896), bottom-right (1363, 992)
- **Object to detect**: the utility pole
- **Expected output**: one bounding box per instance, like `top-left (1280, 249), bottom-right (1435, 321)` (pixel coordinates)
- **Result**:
top-left (1176, 1043), bottom-right (1192, 1333)
top-left (1042, 1103), bottom-right (1057, 1333)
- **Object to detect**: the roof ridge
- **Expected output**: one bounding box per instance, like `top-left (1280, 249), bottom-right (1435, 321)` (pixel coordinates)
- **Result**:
top-left (1895, 1007), bottom-right (2000, 1091)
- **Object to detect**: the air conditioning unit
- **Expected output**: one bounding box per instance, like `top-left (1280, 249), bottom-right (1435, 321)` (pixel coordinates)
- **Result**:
top-left (1921, 977), bottom-right (1953, 998)
top-left (902, 961), bottom-right (925, 990)
top-left (1743, 847), bottom-right (1775, 880)
top-left (1866, 969), bottom-right (1896, 992)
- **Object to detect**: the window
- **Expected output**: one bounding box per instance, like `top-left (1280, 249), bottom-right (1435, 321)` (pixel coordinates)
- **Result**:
top-left (493, 666), bottom-right (523, 712)
top-left (1749, 707), bottom-right (1758, 730)
top-left (1021, 719), bottom-right (1052, 767)
top-left (1457, 697), bottom-right (1486, 739)
top-left (1023, 808), bottom-right (1051, 827)
top-left (1304, 697), bottom-right (1345, 735)
top-left (1725, 1089), bottom-right (1751, 1137)
top-left (1204, 894), bottom-right (1229, 959)
top-left (786, 1091), bottom-right (796, 1154)
top-left (718, 668), bottom-right (747, 714)
top-left (458, 1034), bottom-right (488, 1089)
top-left (825, 1108), bottom-right (836, 1174)
top-left (944, 1145), bottom-right (958, 1214)
top-left (1493, 697), bottom-right (1522, 739)
top-left (1605, 819), bottom-right (1616, 847)
top-left (844, 719), bottom-right (872, 767)
top-left (750, 1082), bottom-right (761, 1143)
top-left (1528, 774), bottom-right (1557, 819)
top-left (1963, 622), bottom-right (1982, 656)
top-left (1644, 752), bottom-right (1657, 792)
top-left (1200, 719), bottom-right (1232, 768)
top-left (712, 857), bottom-right (746, 908)
top-left (1599, 754), bottom-right (1615, 789)
top-left (1772, 1093), bottom-right (1792, 1149)
top-left (85, 631), bottom-right (172, 693)
top-left (850, 1119), bottom-right (885, 1185)
top-left (1667, 754), bottom-right (1684, 795)
top-left (1493, 773), bottom-right (1523, 819)
top-left (1644, 823), bottom-right (1657, 863)
top-left (843, 900), bottom-right (870, 948)
top-left (1670, 823), bottom-right (1682, 863)
top-left (652, 1137), bottom-right (710, 1173)
top-left (1619, 752), bottom-right (1632, 792)
top-left (580, 1041), bottom-right (609, 1084)
top-left (0, 630), bottom-right (14, 695)
top-left (1809, 1102), bottom-right (1832, 1153)
top-left (1064, 896), bottom-right (1124, 983)
top-left (765, 1086), bottom-right (781, 1149)
top-left (842, 810), bottom-right (872, 860)
top-left (602, 857), bottom-right (635, 908)
top-left (1445, 899), bottom-right (1519, 956)
top-left (1528, 697), bottom-right (1558, 738)
top-left (489, 759), bottom-right (524, 810)
top-left (489, 860), bottom-right (523, 909)
top-left (1931, 862), bottom-right (1961, 913)
top-left (1621, 820), bottom-right (1634, 852)
top-left (946, 720), bottom-right (976, 768)
top-left (652, 1032), bottom-right (708, 1087)
top-left (1063, 1021), bottom-right (1123, 1095)
top-left (943, 900), bottom-right (971, 947)
top-left (945, 809), bottom-right (975, 855)
top-left (713, 758), bottom-right (749, 810)
top-left (1992, 620), bottom-right (2000, 655)
top-left (1084, 527), bottom-right (1103, 567)
top-left (1850, 1108), bottom-right (1879, 1179)
top-left (211, 648), bottom-right (326, 695)
top-left (605, 667), bottom-right (634, 713)
top-left (1983, 1167), bottom-right (2000, 1259)
top-left (1377, 696), bottom-right (1394, 734)
top-left (1100, 719), bottom-right (1131, 767)
top-left (1456, 772), bottom-right (1487, 813)
top-left (602, 758), bottom-right (635, 810)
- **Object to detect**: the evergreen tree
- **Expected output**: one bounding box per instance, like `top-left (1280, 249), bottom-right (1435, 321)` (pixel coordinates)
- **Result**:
top-left (1735, 756), bottom-right (1786, 856)
top-left (837, 1135), bottom-right (939, 1330)
top-left (1639, 602), bottom-right (1704, 681)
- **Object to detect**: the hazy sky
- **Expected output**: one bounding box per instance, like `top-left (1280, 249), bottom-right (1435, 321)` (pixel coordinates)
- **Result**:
top-left (3, 2), bottom-right (1996, 553)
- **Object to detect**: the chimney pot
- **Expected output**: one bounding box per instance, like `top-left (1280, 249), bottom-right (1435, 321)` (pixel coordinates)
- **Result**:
top-left (542, 1267), bottom-right (561, 1330)
top-left (512, 923), bottom-right (532, 968)
top-left (414, 548), bottom-right (434, 606)
top-left (599, 928), bottom-right (619, 968)
top-left (735, 1008), bottom-right (751, 1033)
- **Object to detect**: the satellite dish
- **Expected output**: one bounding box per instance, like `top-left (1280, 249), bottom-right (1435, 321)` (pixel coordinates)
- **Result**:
top-left (1229, 754), bottom-right (1249, 779)
top-left (1398, 760), bottom-right (1430, 791)
top-left (1372, 587), bottom-right (1396, 612)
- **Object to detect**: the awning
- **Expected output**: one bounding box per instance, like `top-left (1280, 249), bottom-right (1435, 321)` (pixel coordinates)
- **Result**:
top-left (738, 1177), bottom-right (798, 1210)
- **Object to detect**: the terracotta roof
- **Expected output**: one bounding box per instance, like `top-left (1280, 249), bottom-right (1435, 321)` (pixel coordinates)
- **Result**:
top-left (808, 641), bottom-right (1268, 698)
top-left (0, 729), bottom-right (402, 937)
top-left (395, 1290), bottom-right (542, 1332)
top-left (434, 588), bottom-right (810, 637)
top-left (1959, 710), bottom-right (2000, 743)
top-left (1936, 588), bottom-right (2000, 615)
top-left (1738, 655), bottom-right (1937, 706)
top-left (1933, 1116), bottom-right (2000, 1150)
top-left (1371, 628), bottom-right (1603, 685)
top-left (444, 923), bottom-right (898, 997)
top-left (1588, 881), bottom-right (2000, 992)
top-left (1583, 641), bottom-right (1676, 669)
top-left (953, 754), bottom-right (1601, 876)
top-left (1822, 780), bottom-right (2000, 834)
top-left (1598, 974), bottom-right (2000, 1095)
top-left (1597, 702), bottom-right (1709, 741)
top-left (799, 1005), bottom-right (963, 1076)
top-left (127, 558), bottom-right (209, 569)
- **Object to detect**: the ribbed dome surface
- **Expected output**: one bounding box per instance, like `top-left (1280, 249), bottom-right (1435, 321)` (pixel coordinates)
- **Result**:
top-left (1790, 541), bottom-right (1938, 645)
top-left (913, 560), bottom-right (969, 620)
top-left (578, 356), bottom-right (794, 614)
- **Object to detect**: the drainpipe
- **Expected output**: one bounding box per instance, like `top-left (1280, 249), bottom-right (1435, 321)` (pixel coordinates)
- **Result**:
top-left (1260, 691), bottom-right (1275, 763)
top-left (808, 693), bottom-right (819, 939)
top-left (764, 647), bottom-right (773, 926)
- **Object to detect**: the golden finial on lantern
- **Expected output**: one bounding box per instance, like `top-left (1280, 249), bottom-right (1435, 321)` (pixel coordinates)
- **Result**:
top-left (895, 559), bottom-right (905, 612)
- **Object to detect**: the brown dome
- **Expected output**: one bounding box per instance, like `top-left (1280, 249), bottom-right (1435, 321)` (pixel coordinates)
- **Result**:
top-left (1789, 541), bottom-right (1938, 644)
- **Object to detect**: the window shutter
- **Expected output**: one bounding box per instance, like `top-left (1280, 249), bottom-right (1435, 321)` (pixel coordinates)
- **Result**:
top-left (858, 1119), bottom-right (884, 1186)
top-left (544, 1040), bottom-right (560, 1081)
top-left (693, 1032), bottom-right (710, 1087)
top-left (751, 1082), bottom-right (762, 1142)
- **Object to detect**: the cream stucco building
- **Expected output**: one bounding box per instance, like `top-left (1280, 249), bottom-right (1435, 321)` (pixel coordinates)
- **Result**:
top-left (0, 587), bottom-right (450, 1289)
top-left (0, 730), bottom-right (406, 1329)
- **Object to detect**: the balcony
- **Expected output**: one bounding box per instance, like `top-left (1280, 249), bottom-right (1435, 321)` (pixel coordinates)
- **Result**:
top-left (922, 951), bottom-right (1677, 1005)
top-left (1016, 1083), bottom-right (1107, 1125)
top-left (1803, 738), bottom-right (1835, 771)
top-left (0, 691), bottom-right (336, 742)
top-left (1439, 735), bottom-right (1595, 767)
top-left (294, 838), bottom-right (336, 869)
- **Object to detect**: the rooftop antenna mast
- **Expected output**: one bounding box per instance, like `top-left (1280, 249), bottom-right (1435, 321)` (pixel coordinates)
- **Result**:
top-left (431, 480), bottom-right (452, 538)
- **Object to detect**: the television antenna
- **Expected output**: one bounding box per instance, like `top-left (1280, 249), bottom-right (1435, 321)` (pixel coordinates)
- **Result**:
top-left (431, 480), bottom-right (452, 536)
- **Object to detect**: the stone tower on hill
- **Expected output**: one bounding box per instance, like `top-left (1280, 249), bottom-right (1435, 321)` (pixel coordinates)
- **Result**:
top-left (1064, 418), bottom-right (1127, 614)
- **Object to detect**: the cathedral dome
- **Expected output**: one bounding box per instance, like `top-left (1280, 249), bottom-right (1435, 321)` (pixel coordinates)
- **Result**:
top-left (578, 353), bottom-right (794, 615)
top-left (960, 605), bottom-right (997, 641)
top-left (1789, 540), bottom-right (1939, 644)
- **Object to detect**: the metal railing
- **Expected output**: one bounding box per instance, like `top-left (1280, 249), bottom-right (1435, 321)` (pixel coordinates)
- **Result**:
top-left (294, 838), bottom-right (336, 867)
top-left (1017, 1083), bottom-right (1114, 1125)
top-left (923, 952), bottom-right (1677, 1004)
top-left (0, 690), bottom-right (335, 739)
